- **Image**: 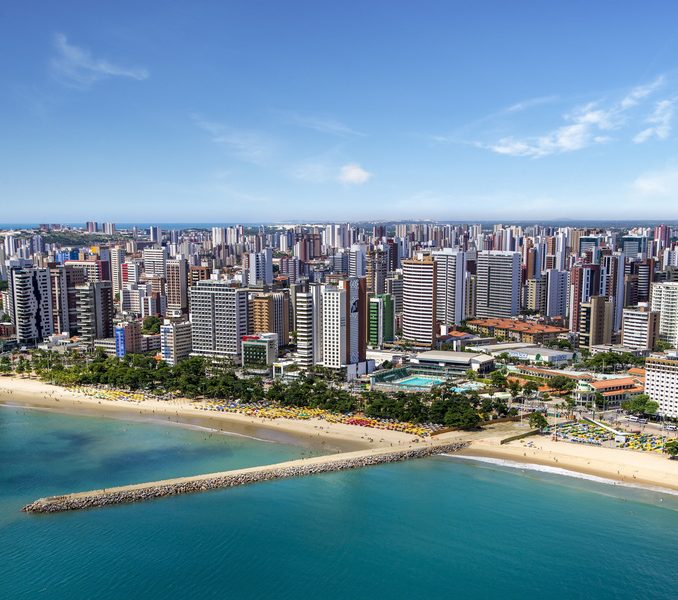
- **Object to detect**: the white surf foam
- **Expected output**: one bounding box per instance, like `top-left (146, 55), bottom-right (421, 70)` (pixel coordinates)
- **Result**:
top-left (440, 453), bottom-right (678, 497)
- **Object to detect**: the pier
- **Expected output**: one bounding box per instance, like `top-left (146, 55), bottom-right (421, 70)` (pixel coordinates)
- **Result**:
top-left (22, 441), bottom-right (468, 513)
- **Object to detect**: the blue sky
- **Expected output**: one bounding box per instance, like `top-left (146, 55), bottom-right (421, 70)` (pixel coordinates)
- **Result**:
top-left (2, 1), bottom-right (678, 223)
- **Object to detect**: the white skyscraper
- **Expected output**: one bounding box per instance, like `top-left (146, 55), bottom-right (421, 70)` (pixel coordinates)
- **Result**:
top-left (432, 248), bottom-right (466, 326)
top-left (402, 255), bottom-right (436, 346)
top-left (546, 269), bottom-right (569, 319)
top-left (143, 247), bottom-right (168, 279)
top-left (248, 248), bottom-right (273, 286)
top-left (651, 282), bottom-right (678, 348)
top-left (476, 251), bottom-right (520, 318)
top-left (190, 280), bottom-right (249, 360)
top-left (322, 286), bottom-right (346, 369)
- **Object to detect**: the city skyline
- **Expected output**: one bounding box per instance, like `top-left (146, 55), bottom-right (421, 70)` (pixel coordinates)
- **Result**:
top-left (2, 2), bottom-right (678, 222)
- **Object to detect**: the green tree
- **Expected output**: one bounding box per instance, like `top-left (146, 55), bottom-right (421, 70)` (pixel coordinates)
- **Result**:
top-left (622, 394), bottom-right (659, 416)
top-left (508, 379), bottom-right (522, 400)
top-left (522, 380), bottom-right (540, 398)
top-left (549, 375), bottom-right (576, 394)
top-left (664, 439), bottom-right (678, 459)
top-left (528, 412), bottom-right (548, 430)
top-left (141, 316), bottom-right (162, 335)
top-left (489, 370), bottom-right (507, 390)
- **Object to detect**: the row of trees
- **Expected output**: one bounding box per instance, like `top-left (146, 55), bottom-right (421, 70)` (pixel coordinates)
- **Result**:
top-left (15, 350), bottom-right (497, 430)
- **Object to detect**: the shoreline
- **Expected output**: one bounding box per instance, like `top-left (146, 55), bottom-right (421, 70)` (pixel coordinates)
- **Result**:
top-left (453, 437), bottom-right (678, 492)
top-left (0, 376), bottom-right (423, 453)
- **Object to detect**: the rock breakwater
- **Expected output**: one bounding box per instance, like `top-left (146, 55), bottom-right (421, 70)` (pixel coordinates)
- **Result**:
top-left (23, 442), bottom-right (467, 513)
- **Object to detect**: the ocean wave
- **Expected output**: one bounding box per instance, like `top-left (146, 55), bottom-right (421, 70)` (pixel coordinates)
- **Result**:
top-left (440, 454), bottom-right (678, 497)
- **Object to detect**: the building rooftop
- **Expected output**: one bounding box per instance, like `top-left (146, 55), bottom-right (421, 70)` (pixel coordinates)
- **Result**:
top-left (416, 350), bottom-right (494, 364)
top-left (467, 318), bottom-right (568, 334)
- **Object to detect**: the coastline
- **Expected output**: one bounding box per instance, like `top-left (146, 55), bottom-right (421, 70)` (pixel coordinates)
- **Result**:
top-left (454, 436), bottom-right (678, 492)
top-left (3, 375), bottom-right (677, 493)
top-left (0, 376), bottom-right (422, 453)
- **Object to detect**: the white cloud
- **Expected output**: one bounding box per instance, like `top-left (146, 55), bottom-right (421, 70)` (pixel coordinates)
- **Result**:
top-left (483, 78), bottom-right (667, 158)
top-left (620, 76), bottom-right (665, 109)
top-left (633, 99), bottom-right (675, 143)
top-left (632, 167), bottom-right (678, 196)
top-left (338, 163), bottom-right (372, 185)
top-left (192, 115), bottom-right (275, 164)
top-left (50, 33), bottom-right (148, 88)
top-left (281, 111), bottom-right (364, 137)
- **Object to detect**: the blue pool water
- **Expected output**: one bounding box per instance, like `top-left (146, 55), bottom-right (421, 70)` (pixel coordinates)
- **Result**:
top-left (1, 403), bottom-right (677, 599)
top-left (395, 375), bottom-right (445, 387)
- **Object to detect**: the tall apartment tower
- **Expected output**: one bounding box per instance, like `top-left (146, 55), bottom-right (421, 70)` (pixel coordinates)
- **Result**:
top-left (8, 266), bottom-right (54, 345)
top-left (248, 248), bottom-right (273, 286)
top-left (545, 269), bottom-right (569, 319)
top-left (160, 320), bottom-right (193, 366)
top-left (166, 258), bottom-right (189, 317)
top-left (75, 281), bottom-right (114, 344)
top-left (190, 280), bottom-right (249, 360)
top-left (475, 251), bottom-right (520, 319)
top-left (365, 249), bottom-right (388, 295)
top-left (645, 352), bottom-right (678, 418)
top-left (650, 282), bottom-right (678, 348)
top-left (368, 294), bottom-right (395, 349)
top-left (251, 291), bottom-right (290, 346)
top-left (322, 286), bottom-right (346, 369)
top-left (143, 247), bottom-right (168, 279)
top-left (295, 283), bottom-right (323, 367)
top-left (110, 247), bottom-right (126, 296)
top-left (432, 249), bottom-right (466, 326)
top-left (385, 274), bottom-right (404, 313)
top-left (569, 264), bottom-right (600, 331)
top-left (578, 295), bottom-right (613, 349)
top-left (402, 255), bottom-right (437, 346)
top-left (621, 305), bottom-right (660, 351)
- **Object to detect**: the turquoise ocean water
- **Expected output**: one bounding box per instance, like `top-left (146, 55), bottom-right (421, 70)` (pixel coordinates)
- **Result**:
top-left (1, 404), bottom-right (677, 599)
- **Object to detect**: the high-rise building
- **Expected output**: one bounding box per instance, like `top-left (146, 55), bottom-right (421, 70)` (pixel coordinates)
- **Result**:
top-left (149, 226), bottom-right (162, 244)
top-left (114, 321), bottom-right (142, 357)
top-left (650, 282), bottom-right (678, 348)
top-left (190, 280), bottom-right (248, 360)
top-left (385, 274), bottom-right (403, 313)
top-left (365, 249), bottom-right (388, 295)
top-left (49, 264), bottom-right (87, 335)
top-left (247, 248), bottom-right (273, 286)
top-left (475, 251), bottom-right (520, 319)
top-left (322, 286), bottom-right (346, 369)
top-left (569, 264), bottom-right (600, 331)
top-left (143, 247), bottom-right (168, 279)
top-left (8, 266), bottom-right (53, 345)
top-left (578, 295), bottom-right (613, 349)
top-left (433, 249), bottom-right (465, 326)
top-left (524, 278), bottom-right (547, 315)
top-left (251, 291), bottom-right (289, 346)
top-left (75, 281), bottom-right (114, 344)
top-left (621, 305), bottom-right (660, 351)
top-left (160, 320), bottom-right (193, 366)
top-left (64, 259), bottom-right (103, 283)
top-left (166, 258), bottom-right (189, 317)
top-left (109, 247), bottom-right (126, 297)
top-left (368, 294), bottom-right (395, 348)
top-left (295, 283), bottom-right (323, 367)
top-left (645, 351), bottom-right (678, 418)
top-left (402, 255), bottom-right (437, 346)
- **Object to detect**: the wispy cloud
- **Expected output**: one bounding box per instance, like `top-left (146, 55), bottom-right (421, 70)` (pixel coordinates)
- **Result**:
top-left (280, 111), bottom-right (365, 137)
top-left (633, 99), bottom-right (675, 143)
top-left (505, 95), bottom-right (559, 113)
top-left (338, 163), bottom-right (372, 185)
top-left (481, 76), bottom-right (669, 157)
top-left (49, 33), bottom-right (149, 89)
top-left (192, 115), bottom-right (275, 164)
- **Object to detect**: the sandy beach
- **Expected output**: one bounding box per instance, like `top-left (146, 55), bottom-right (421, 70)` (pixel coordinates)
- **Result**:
top-left (3, 375), bottom-right (678, 492)
top-left (455, 432), bottom-right (678, 492)
top-left (0, 376), bottom-right (423, 452)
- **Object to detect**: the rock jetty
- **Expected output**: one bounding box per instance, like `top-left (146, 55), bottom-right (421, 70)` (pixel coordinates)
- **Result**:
top-left (23, 442), bottom-right (467, 513)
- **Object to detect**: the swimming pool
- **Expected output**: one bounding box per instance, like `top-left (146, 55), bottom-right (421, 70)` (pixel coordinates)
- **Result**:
top-left (395, 375), bottom-right (446, 387)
